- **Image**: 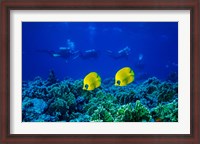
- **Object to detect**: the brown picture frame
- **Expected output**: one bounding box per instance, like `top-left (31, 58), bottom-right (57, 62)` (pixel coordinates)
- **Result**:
top-left (0, 0), bottom-right (199, 143)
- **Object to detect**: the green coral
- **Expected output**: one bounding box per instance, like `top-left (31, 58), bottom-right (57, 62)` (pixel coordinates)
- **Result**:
top-left (83, 91), bottom-right (118, 116)
top-left (134, 77), bottom-right (160, 98)
top-left (70, 79), bottom-right (84, 96)
top-left (115, 90), bottom-right (135, 105)
top-left (151, 99), bottom-right (178, 122)
top-left (48, 81), bottom-right (77, 111)
top-left (61, 92), bottom-right (76, 108)
top-left (114, 101), bottom-right (151, 122)
top-left (133, 100), bottom-right (151, 122)
top-left (48, 81), bottom-right (70, 98)
top-left (47, 98), bottom-right (69, 120)
top-left (91, 106), bottom-right (114, 122)
top-left (157, 82), bottom-right (177, 102)
top-left (115, 103), bottom-right (134, 122)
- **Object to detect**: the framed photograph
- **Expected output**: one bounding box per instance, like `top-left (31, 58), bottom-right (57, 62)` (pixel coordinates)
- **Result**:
top-left (0, 0), bottom-right (199, 143)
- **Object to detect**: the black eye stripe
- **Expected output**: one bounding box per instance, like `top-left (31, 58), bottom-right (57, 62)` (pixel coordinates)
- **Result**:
top-left (117, 80), bottom-right (121, 85)
top-left (85, 84), bottom-right (89, 89)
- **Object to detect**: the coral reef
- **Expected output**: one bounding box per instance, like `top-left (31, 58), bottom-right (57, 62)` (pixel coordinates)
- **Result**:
top-left (45, 70), bottom-right (58, 86)
top-left (114, 101), bottom-right (151, 122)
top-left (115, 103), bottom-right (134, 122)
top-left (22, 97), bottom-right (48, 121)
top-left (22, 71), bottom-right (178, 122)
top-left (91, 106), bottom-right (114, 122)
top-left (151, 99), bottom-right (178, 122)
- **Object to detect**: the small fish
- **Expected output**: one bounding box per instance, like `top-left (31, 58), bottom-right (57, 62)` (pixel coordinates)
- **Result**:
top-left (83, 72), bottom-right (101, 91)
top-left (115, 67), bottom-right (135, 86)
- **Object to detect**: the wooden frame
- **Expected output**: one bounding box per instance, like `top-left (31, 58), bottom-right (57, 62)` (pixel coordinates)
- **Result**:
top-left (0, 0), bottom-right (199, 143)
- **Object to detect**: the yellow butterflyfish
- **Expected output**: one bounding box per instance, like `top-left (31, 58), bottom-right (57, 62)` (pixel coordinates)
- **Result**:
top-left (83, 72), bottom-right (101, 91)
top-left (115, 67), bottom-right (134, 86)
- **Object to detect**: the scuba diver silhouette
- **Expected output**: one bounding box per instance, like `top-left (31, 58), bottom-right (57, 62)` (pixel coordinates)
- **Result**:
top-left (38, 39), bottom-right (132, 62)
top-left (79, 49), bottom-right (99, 59)
top-left (50, 46), bottom-right (79, 62)
top-left (39, 48), bottom-right (99, 62)
top-left (47, 39), bottom-right (100, 61)
top-left (38, 39), bottom-right (79, 63)
top-left (41, 48), bottom-right (99, 62)
top-left (106, 46), bottom-right (131, 59)
top-left (135, 53), bottom-right (145, 70)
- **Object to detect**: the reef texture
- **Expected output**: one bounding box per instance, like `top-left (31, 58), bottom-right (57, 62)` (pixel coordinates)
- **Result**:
top-left (22, 72), bottom-right (178, 122)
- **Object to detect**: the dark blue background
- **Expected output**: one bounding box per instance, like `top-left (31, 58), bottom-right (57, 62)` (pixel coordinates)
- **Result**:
top-left (22, 22), bottom-right (178, 81)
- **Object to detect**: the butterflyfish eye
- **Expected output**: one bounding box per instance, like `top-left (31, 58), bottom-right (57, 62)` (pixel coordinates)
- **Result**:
top-left (85, 84), bottom-right (89, 89)
top-left (117, 80), bottom-right (121, 85)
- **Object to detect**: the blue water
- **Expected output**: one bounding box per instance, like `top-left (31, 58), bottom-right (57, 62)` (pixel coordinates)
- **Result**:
top-left (22, 22), bottom-right (178, 81)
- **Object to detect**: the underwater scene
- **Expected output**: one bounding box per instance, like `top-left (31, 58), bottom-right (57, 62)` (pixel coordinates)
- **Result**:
top-left (22, 22), bottom-right (178, 122)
